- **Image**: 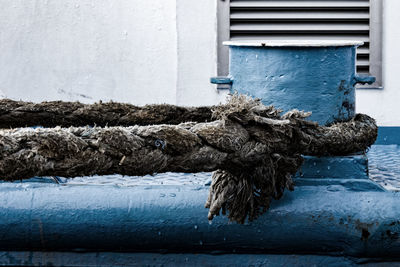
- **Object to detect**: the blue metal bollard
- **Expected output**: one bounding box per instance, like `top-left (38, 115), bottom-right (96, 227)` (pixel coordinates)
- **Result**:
top-left (211, 40), bottom-right (376, 180)
top-left (211, 40), bottom-right (375, 125)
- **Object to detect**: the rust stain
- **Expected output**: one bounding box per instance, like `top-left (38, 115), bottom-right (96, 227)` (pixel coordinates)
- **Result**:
top-left (355, 219), bottom-right (375, 242)
top-left (361, 228), bottom-right (370, 241)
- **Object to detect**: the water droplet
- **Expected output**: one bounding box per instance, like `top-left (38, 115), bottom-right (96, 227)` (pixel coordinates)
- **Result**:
top-left (158, 231), bottom-right (161, 236)
top-left (169, 193), bottom-right (176, 197)
top-left (327, 166), bottom-right (331, 170)
top-left (159, 193), bottom-right (165, 197)
top-left (194, 225), bottom-right (198, 230)
top-left (208, 220), bottom-right (213, 225)
top-left (223, 237), bottom-right (226, 241)
top-left (313, 162), bottom-right (317, 166)
top-left (199, 240), bottom-right (203, 245)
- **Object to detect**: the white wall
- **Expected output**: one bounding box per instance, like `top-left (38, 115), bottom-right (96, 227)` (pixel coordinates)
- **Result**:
top-left (356, 0), bottom-right (400, 126)
top-left (1, 0), bottom-right (398, 125)
top-left (175, 0), bottom-right (227, 106)
top-left (0, 0), bottom-right (225, 106)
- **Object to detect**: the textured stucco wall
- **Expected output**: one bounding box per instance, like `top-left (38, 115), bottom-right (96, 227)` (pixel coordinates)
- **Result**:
top-left (0, 0), bottom-right (177, 105)
top-left (0, 0), bottom-right (224, 106)
top-left (356, 0), bottom-right (399, 126)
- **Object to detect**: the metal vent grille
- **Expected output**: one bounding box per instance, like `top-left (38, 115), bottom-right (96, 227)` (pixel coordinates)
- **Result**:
top-left (229, 0), bottom-right (371, 74)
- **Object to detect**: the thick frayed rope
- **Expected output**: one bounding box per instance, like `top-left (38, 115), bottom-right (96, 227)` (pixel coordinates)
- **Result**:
top-left (0, 95), bottom-right (377, 223)
top-left (207, 95), bottom-right (377, 223)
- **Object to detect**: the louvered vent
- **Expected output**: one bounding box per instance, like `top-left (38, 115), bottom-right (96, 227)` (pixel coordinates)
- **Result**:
top-left (230, 0), bottom-right (371, 74)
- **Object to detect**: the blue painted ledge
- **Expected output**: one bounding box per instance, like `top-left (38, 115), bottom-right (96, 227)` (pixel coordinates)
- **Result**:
top-left (376, 127), bottom-right (400, 145)
top-left (296, 154), bottom-right (368, 179)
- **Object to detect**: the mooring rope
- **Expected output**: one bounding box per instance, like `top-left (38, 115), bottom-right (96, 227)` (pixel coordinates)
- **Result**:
top-left (0, 95), bottom-right (377, 223)
top-left (0, 99), bottom-right (213, 128)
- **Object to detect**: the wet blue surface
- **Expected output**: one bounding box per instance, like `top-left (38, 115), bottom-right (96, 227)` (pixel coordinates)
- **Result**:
top-left (368, 145), bottom-right (400, 191)
top-left (56, 171), bottom-right (213, 186)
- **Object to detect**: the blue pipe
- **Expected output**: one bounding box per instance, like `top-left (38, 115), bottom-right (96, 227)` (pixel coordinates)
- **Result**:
top-left (0, 181), bottom-right (399, 257)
